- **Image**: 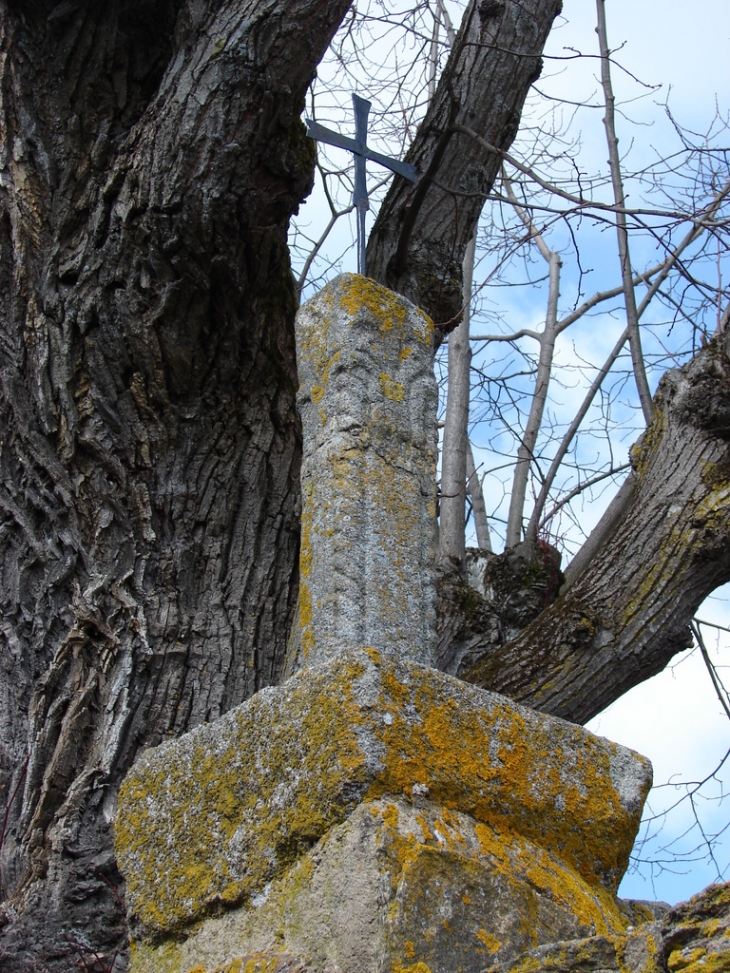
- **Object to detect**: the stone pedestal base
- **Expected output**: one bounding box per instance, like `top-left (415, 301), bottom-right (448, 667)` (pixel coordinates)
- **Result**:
top-left (116, 651), bottom-right (651, 973)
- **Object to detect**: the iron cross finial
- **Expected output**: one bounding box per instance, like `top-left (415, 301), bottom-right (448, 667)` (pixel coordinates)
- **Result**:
top-left (305, 94), bottom-right (417, 275)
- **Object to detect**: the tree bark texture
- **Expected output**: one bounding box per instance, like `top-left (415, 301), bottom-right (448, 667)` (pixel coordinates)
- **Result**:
top-left (458, 335), bottom-right (730, 725)
top-left (366, 0), bottom-right (563, 328)
top-left (0, 0), bottom-right (349, 967)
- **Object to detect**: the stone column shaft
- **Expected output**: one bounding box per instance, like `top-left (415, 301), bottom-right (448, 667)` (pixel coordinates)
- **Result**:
top-left (290, 274), bottom-right (438, 668)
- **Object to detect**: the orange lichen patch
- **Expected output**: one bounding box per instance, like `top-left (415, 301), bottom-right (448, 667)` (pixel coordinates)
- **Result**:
top-left (334, 274), bottom-right (433, 345)
top-left (373, 795), bottom-right (620, 973)
top-left (473, 822), bottom-right (624, 936)
top-left (392, 963), bottom-right (433, 973)
top-left (382, 802), bottom-right (400, 829)
top-left (364, 657), bottom-right (649, 892)
top-left (380, 373), bottom-right (406, 402)
top-left (337, 275), bottom-right (397, 327)
top-left (476, 930), bottom-right (501, 953)
top-left (308, 348), bottom-right (340, 408)
top-left (380, 809), bottom-right (424, 878)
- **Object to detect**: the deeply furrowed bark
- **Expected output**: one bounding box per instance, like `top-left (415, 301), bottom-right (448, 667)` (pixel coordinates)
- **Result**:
top-left (457, 334), bottom-right (730, 725)
top-left (0, 0), bottom-right (350, 967)
top-left (366, 0), bottom-right (563, 327)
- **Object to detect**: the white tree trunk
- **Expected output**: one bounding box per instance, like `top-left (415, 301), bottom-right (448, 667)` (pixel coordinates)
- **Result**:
top-left (439, 234), bottom-right (477, 565)
top-left (467, 441), bottom-right (492, 551)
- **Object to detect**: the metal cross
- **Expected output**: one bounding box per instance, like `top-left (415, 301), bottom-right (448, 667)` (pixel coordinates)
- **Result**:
top-left (305, 94), bottom-right (417, 275)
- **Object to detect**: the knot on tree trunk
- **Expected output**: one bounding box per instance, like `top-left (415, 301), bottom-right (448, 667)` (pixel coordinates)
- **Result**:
top-left (435, 543), bottom-right (563, 678)
top-left (658, 333), bottom-right (730, 436)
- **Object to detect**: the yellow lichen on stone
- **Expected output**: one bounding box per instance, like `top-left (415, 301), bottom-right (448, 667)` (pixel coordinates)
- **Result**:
top-left (380, 373), bottom-right (406, 402)
top-left (309, 349), bottom-right (340, 408)
top-left (476, 930), bottom-right (501, 953)
top-left (338, 276), bottom-right (407, 334)
top-left (473, 820), bottom-right (624, 937)
top-left (362, 660), bottom-right (646, 893)
top-left (336, 274), bottom-right (433, 344)
top-left (701, 918), bottom-right (722, 937)
top-left (673, 957), bottom-right (730, 973)
top-left (117, 657), bottom-right (372, 938)
top-left (297, 584), bottom-right (314, 658)
top-left (668, 947), bottom-right (709, 972)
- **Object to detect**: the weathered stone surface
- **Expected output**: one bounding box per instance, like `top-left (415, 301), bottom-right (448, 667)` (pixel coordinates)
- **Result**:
top-left (488, 881), bottom-right (730, 973)
top-left (130, 796), bottom-right (631, 973)
top-left (115, 648), bottom-right (651, 946)
top-left (287, 273), bottom-right (439, 670)
top-left (184, 954), bottom-right (308, 973)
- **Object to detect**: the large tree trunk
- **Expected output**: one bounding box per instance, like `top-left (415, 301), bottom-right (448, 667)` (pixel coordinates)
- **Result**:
top-left (447, 335), bottom-right (730, 725)
top-left (0, 1), bottom-right (349, 967)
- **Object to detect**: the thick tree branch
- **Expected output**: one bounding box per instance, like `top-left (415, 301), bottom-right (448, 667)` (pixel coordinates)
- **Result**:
top-left (448, 334), bottom-right (730, 725)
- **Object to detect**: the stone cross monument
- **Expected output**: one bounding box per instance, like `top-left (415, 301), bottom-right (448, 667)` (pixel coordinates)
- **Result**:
top-left (115, 276), bottom-right (653, 973)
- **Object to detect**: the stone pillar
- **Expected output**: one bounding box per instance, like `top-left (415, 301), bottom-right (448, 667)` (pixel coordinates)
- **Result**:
top-left (289, 273), bottom-right (438, 669)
